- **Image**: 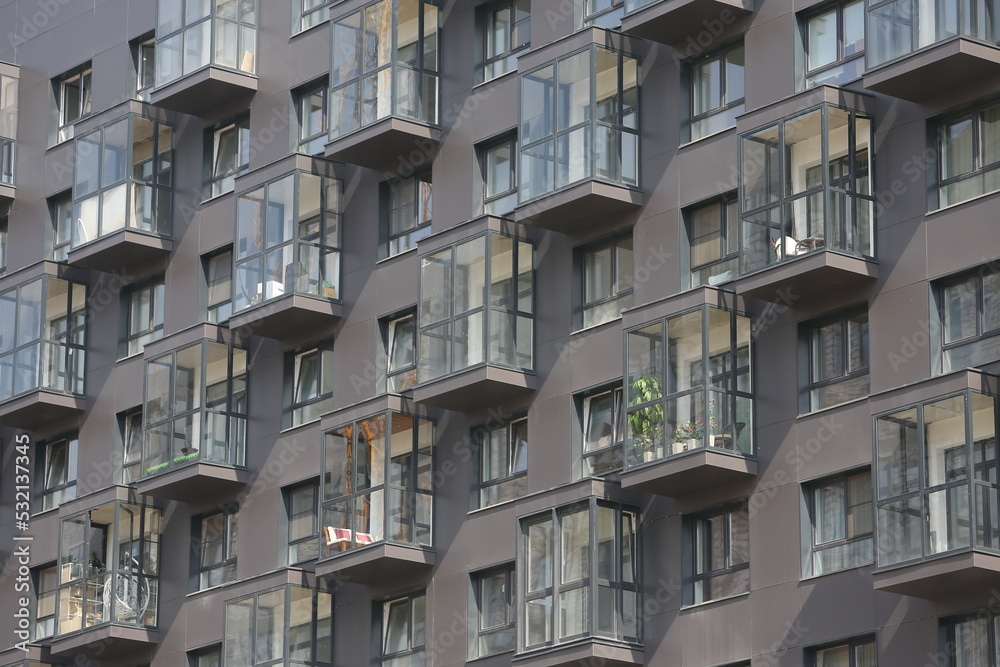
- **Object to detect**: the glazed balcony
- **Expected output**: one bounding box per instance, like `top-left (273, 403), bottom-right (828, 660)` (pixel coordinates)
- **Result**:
top-left (621, 0), bottom-right (750, 46)
top-left (325, 0), bottom-right (441, 170)
top-left (150, 0), bottom-right (258, 116)
top-left (0, 62), bottom-right (18, 203)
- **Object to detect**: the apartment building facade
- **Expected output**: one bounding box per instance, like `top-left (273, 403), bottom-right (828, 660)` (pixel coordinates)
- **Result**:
top-left (0, 0), bottom-right (998, 665)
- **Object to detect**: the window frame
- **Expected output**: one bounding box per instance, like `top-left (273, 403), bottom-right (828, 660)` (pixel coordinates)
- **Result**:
top-left (193, 507), bottom-right (239, 591)
top-left (120, 408), bottom-right (144, 484)
top-left (123, 275), bottom-right (166, 357)
top-left (687, 42), bottom-right (745, 142)
top-left (205, 113), bottom-right (251, 199)
top-left (934, 268), bottom-right (1000, 373)
top-left (381, 170), bottom-right (433, 260)
top-left (941, 612), bottom-right (998, 666)
top-left (55, 64), bottom-right (92, 142)
top-left (285, 479), bottom-right (320, 565)
top-left (49, 192), bottom-right (73, 262)
top-left (800, 306), bottom-right (870, 413)
top-left (577, 232), bottom-right (634, 329)
top-left (479, 133), bottom-right (518, 216)
top-left (580, 385), bottom-right (626, 476)
top-left (684, 502), bottom-right (750, 605)
top-left (132, 33), bottom-right (156, 101)
top-left (384, 310), bottom-right (418, 393)
top-left (802, 0), bottom-right (865, 87)
top-left (293, 78), bottom-right (328, 155)
top-left (0, 214), bottom-right (7, 276)
top-left (934, 101), bottom-right (1000, 208)
top-left (35, 434), bottom-right (78, 513)
top-left (471, 563), bottom-right (516, 659)
top-left (296, 0), bottom-right (334, 33)
top-left (374, 591), bottom-right (427, 665)
top-left (475, 415), bottom-right (528, 507)
top-left (807, 635), bottom-right (877, 666)
top-left (804, 468), bottom-right (874, 577)
top-left (203, 247), bottom-right (233, 324)
top-left (187, 644), bottom-right (222, 667)
top-left (686, 196), bottom-right (739, 288)
top-left (33, 563), bottom-right (57, 640)
top-left (479, 0), bottom-right (531, 83)
top-left (285, 340), bottom-right (335, 429)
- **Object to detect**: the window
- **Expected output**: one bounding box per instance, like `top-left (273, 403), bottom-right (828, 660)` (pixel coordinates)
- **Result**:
top-left (688, 43), bottom-right (745, 141)
top-left (479, 134), bottom-right (518, 215)
top-left (687, 198), bottom-right (738, 287)
top-left (476, 416), bottom-right (528, 507)
top-left (382, 171), bottom-right (433, 259)
top-left (35, 435), bottom-right (78, 513)
top-left (685, 503), bottom-right (750, 605)
top-left (804, 469), bottom-right (873, 576)
top-left (480, 0), bottom-right (530, 82)
top-left (50, 193), bottom-right (72, 262)
top-left (803, 0), bottom-right (864, 87)
top-left (584, 0), bottom-right (623, 27)
top-left (740, 103), bottom-right (874, 274)
top-left (942, 613), bottom-right (1000, 666)
top-left (384, 311), bottom-right (417, 392)
top-left (418, 232), bottom-right (534, 382)
top-left (188, 645), bottom-right (221, 667)
top-left (936, 101), bottom-right (1000, 208)
top-left (518, 500), bottom-right (639, 652)
top-left (124, 276), bottom-right (165, 356)
top-left (471, 564), bottom-right (516, 658)
top-left (294, 80), bottom-right (327, 155)
top-left (195, 509), bottom-right (238, 590)
top-left (329, 0), bottom-right (440, 138)
top-left (519, 46), bottom-right (638, 203)
top-left (809, 636), bottom-right (877, 666)
top-left (223, 585), bottom-right (333, 666)
top-left (120, 409), bottom-right (144, 484)
top-left (298, 0), bottom-right (333, 32)
top-left (375, 592), bottom-right (426, 666)
top-left (133, 34), bottom-right (156, 100)
top-left (287, 341), bottom-right (334, 428)
top-left (206, 114), bottom-right (250, 198)
top-left (205, 249), bottom-right (233, 323)
top-left (286, 480), bottom-right (320, 564)
top-left (802, 308), bottom-right (870, 412)
top-left (875, 390), bottom-right (998, 568)
top-left (935, 268), bottom-right (1000, 372)
top-left (33, 564), bottom-right (56, 639)
top-left (55, 65), bottom-right (92, 142)
top-left (579, 233), bottom-right (633, 328)
top-left (0, 70), bottom-right (16, 186)
top-left (581, 386), bottom-right (625, 475)
top-left (322, 412), bottom-right (434, 555)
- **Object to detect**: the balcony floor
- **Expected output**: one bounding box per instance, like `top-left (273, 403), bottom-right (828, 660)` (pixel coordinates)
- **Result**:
top-left (49, 624), bottom-right (158, 659)
top-left (514, 181), bottom-right (642, 234)
top-left (134, 462), bottom-right (250, 502)
top-left (325, 117), bottom-right (440, 172)
top-left (315, 543), bottom-right (434, 586)
top-left (621, 0), bottom-right (751, 45)
top-left (228, 294), bottom-right (343, 342)
top-left (864, 39), bottom-right (1000, 102)
top-left (412, 365), bottom-right (536, 411)
top-left (733, 250), bottom-right (877, 303)
top-left (873, 551), bottom-right (1000, 599)
top-left (67, 230), bottom-right (171, 276)
top-left (0, 390), bottom-right (85, 430)
top-left (620, 448), bottom-right (757, 497)
top-left (149, 66), bottom-right (257, 116)
top-left (513, 641), bottom-right (644, 667)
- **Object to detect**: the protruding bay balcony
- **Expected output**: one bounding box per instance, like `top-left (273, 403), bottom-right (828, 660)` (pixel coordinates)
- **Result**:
top-left (0, 62), bottom-right (18, 203)
top-left (621, 0), bottom-right (751, 46)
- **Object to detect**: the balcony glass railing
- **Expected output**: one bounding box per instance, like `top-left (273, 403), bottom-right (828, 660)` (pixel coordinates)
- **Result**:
top-left (233, 169), bottom-right (342, 312)
top-left (739, 102), bottom-right (874, 275)
top-left (518, 44), bottom-right (639, 203)
top-left (321, 411), bottom-right (433, 556)
top-left (867, 0), bottom-right (1000, 68)
top-left (1, 72), bottom-right (17, 187)
top-left (329, 0), bottom-right (440, 139)
top-left (875, 388), bottom-right (1000, 568)
top-left (57, 501), bottom-right (160, 636)
top-left (142, 340), bottom-right (247, 478)
top-left (0, 276), bottom-right (86, 403)
top-left (624, 305), bottom-right (753, 467)
top-left (72, 115), bottom-right (173, 248)
top-left (154, 0), bottom-right (257, 87)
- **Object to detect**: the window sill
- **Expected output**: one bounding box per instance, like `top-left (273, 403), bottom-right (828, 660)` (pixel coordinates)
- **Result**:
top-left (280, 416), bottom-right (325, 434)
top-left (30, 506), bottom-right (60, 519)
top-left (474, 68), bottom-right (519, 91)
top-left (796, 393), bottom-right (869, 419)
top-left (927, 186), bottom-right (1000, 216)
top-left (800, 561), bottom-right (872, 582)
top-left (677, 124), bottom-right (736, 150)
top-left (290, 19), bottom-right (328, 39)
top-left (376, 246), bottom-right (418, 264)
top-left (679, 590), bottom-right (749, 611)
top-left (201, 189), bottom-right (235, 205)
top-left (571, 315), bottom-right (623, 336)
top-left (468, 649), bottom-right (516, 663)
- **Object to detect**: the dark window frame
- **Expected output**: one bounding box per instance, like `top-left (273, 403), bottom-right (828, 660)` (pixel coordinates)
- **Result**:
top-left (120, 408), bottom-right (144, 484)
top-left (478, 0), bottom-right (531, 82)
top-left (478, 133), bottom-right (518, 216)
top-left (807, 634), bottom-right (877, 666)
top-left (55, 63), bottom-right (93, 142)
top-left (800, 306), bottom-right (870, 413)
top-left (187, 644), bottom-right (222, 667)
top-left (34, 433), bottom-right (78, 513)
top-left (203, 247), bottom-right (233, 324)
top-left (123, 275), bottom-right (166, 357)
top-left (204, 112), bottom-right (251, 199)
top-left (383, 309), bottom-right (418, 393)
top-left (577, 231), bottom-right (634, 329)
top-left (374, 591), bottom-right (427, 665)
top-left (804, 468), bottom-right (874, 577)
top-left (381, 169), bottom-right (433, 260)
top-left (935, 100), bottom-right (1000, 208)
top-left (285, 479), bottom-right (320, 565)
top-left (284, 339), bottom-right (335, 429)
top-left (131, 32), bottom-right (156, 101)
top-left (686, 42), bottom-right (745, 141)
top-left (192, 507), bottom-right (239, 591)
top-left (579, 384), bottom-right (625, 476)
top-left (293, 78), bottom-right (328, 155)
top-left (472, 563), bottom-right (516, 658)
top-left (33, 563), bottom-right (57, 640)
top-left (937, 269), bottom-right (1000, 352)
top-left (802, 0), bottom-right (865, 87)
top-left (49, 191), bottom-right (73, 262)
top-left (296, 0), bottom-right (334, 33)
top-left (684, 502), bottom-right (750, 605)
top-left (686, 196), bottom-right (739, 287)
top-left (475, 414), bottom-right (528, 508)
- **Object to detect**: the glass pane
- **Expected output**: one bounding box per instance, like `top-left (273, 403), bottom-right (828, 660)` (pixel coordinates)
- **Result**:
top-left (527, 519), bottom-right (552, 592)
top-left (809, 8), bottom-right (838, 70)
top-left (562, 508), bottom-right (589, 582)
top-left (876, 408), bottom-right (920, 498)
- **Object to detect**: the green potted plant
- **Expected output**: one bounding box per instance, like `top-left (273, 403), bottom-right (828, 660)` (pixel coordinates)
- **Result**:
top-left (628, 375), bottom-right (664, 463)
